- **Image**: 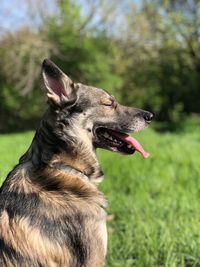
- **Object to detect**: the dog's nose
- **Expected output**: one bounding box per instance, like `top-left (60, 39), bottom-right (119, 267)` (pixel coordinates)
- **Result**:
top-left (143, 111), bottom-right (153, 122)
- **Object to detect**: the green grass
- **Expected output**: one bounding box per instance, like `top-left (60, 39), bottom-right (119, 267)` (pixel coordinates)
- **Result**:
top-left (1, 127), bottom-right (200, 266)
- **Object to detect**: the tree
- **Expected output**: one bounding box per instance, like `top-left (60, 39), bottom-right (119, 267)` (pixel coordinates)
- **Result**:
top-left (47, 0), bottom-right (122, 94)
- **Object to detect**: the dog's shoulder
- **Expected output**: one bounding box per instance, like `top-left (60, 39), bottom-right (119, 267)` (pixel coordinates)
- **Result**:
top-left (0, 164), bottom-right (107, 267)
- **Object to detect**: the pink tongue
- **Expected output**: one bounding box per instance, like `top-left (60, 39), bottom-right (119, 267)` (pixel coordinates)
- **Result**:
top-left (123, 135), bottom-right (149, 158)
top-left (109, 131), bottom-right (149, 158)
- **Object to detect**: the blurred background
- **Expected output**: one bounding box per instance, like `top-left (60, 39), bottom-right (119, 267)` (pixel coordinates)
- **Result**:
top-left (1, 1), bottom-right (200, 266)
top-left (0, 0), bottom-right (199, 132)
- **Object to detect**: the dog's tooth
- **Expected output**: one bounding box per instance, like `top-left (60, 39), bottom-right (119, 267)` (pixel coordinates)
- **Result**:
top-left (104, 132), bottom-right (109, 138)
top-left (127, 144), bottom-right (132, 148)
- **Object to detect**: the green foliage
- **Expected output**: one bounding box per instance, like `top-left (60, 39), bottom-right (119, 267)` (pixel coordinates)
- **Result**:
top-left (1, 121), bottom-right (200, 266)
top-left (0, 84), bottom-right (45, 132)
top-left (0, 132), bottom-right (33, 179)
top-left (118, 0), bottom-right (200, 125)
top-left (47, 0), bottom-right (122, 94)
top-left (0, 27), bottom-right (52, 132)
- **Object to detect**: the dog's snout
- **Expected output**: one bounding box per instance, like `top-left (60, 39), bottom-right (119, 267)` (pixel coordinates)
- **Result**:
top-left (143, 111), bottom-right (153, 122)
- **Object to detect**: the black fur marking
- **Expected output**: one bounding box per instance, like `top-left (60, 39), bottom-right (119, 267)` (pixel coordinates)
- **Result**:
top-left (86, 165), bottom-right (96, 177)
top-left (38, 213), bottom-right (88, 267)
top-left (42, 59), bottom-right (62, 79)
top-left (0, 191), bottom-right (40, 220)
top-left (39, 121), bottom-right (65, 149)
top-left (0, 238), bottom-right (20, 258)
top-left (33, 173), bottom-right (65, 191)
top-left (0, 190), bottom-right (88, 266)
top-left (0, 169), bottom-right (18, 195)
top-left (67, 98), bottom-right (91, 114)
top-left (0, 238), bottom-right (41, 267)
top-left (98, 169), bottom-right (104, 177)
top-left (0, 188), bottom-right (87, 265)
top-left (34, 172), bottom-right (89, 197)
top-left (19, 120), bottom-right (66, 167)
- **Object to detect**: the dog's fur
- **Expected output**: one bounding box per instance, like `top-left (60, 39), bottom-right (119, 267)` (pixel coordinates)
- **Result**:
top-left (0, 59), bottom-right (152, 267)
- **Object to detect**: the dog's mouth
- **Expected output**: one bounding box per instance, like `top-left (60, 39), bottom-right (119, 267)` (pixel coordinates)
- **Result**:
top-left (94, 127), bottom-right (149, 158)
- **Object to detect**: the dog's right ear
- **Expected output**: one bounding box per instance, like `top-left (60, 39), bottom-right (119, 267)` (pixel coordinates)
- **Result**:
top-left (42, 59), bottom-right (77, 106)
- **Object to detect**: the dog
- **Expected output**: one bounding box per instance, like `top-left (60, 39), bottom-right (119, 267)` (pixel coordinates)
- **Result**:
top-left (0, 59), bottom-right (153, 267)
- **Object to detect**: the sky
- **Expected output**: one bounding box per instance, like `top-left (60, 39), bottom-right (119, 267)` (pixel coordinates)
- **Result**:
top-left (0, 0), bottom-right (57, 33)
top-left (0, 0), bottom-right (142, 35)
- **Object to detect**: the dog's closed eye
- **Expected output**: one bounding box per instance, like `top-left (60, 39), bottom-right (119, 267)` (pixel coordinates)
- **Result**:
top-left (100, 95), bottom-right (117, 108)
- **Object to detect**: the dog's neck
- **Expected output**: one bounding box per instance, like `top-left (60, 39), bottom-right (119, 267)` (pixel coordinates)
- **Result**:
top-left (20, 123), bottom-right (104, 184)
top-left (51, 162), bottom-right (89, 181)
top-left (49, 149), bottom-right (104, 184)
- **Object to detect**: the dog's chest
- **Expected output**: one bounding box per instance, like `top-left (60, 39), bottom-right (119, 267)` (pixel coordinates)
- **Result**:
top-left (41, 200), bottom-right (107, 266)
top-left (82, 212), bottom-right (107, 267)
top-left (54, 212), bottom-right (107, 267)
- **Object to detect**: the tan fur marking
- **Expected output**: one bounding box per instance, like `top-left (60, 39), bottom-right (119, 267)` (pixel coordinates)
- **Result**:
top-left (0, 211), bottom-right (71, 266)
top-left (52, 148), bottom-right (103, 183)
top-left (38, 168), bottom-right (107, 218)
top-left (100, 95), bottom-right (113, 106)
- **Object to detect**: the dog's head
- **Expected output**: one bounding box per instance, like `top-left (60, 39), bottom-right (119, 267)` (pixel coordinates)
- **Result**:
top-left (42, 59), bottom-right (153, 157)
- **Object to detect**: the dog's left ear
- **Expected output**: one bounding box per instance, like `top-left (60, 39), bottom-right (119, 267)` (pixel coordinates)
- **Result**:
top-left (42, 59), bottom-right (77, 106)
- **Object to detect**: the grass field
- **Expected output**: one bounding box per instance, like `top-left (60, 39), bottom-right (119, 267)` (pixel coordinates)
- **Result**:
top-left (1, 126), bottom-right (200, 267)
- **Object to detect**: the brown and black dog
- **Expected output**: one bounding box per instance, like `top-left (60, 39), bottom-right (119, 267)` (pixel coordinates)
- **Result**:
top-left (0, 59), bottom-right (153, 267)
